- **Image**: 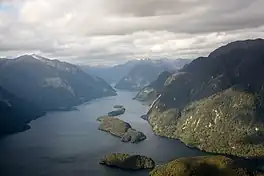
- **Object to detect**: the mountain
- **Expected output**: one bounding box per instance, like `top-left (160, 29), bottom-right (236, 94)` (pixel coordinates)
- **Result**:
top-left (115, 59), bottom-right (191, 91)
top-left (145, 38), bottom-right (264, 157)
top-left (81, 60), bottom-right (140, 84)
top-left (0, 86), bottom-right (44, 136)
top-left (82, 59), bottom-right (191, 87)
top-left (134, 71), bottom-right (172, 102)
top-left (0, 55), bottom-right (116, 111)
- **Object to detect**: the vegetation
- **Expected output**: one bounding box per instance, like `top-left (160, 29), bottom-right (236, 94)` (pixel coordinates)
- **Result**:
top-left (115, 59), bottom-right (190, 91)
top-left (98, 117), bottom-right (131, 137)
top-left (98, 117), bottom-right (146, 143)
top-left (147, 39), bottom-right (264, 157)
top-left (134, 71), bottom-right (172, 102)
top-left (121, 128), bottom-right (146, 143)
top-left (99, 153), bottom-right (155, 170)
top-left (108, 108), bottom-right (126, 116)
top-left (0, 55), bottom-right (116, 111)
top-left (150, 156), bottom-right (249, 176)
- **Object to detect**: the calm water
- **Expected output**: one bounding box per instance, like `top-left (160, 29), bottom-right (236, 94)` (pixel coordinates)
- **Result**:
top-left (0, 91), bottom-right (207, 176)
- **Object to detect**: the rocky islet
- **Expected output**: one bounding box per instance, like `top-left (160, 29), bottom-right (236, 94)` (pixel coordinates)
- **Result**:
top-left (99, 153), bottom-right (155, 170)
top-left (98, 116), bottom-right (146, 143)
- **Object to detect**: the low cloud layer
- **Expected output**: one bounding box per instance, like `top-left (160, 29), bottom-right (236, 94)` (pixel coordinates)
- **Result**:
top-left (0, 0), bottom-right (263, 65)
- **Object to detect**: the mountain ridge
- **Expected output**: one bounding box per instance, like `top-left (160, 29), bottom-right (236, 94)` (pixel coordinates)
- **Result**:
top-left (0, 54), bottom-right (117, 111)
top-left (82, 58), bottom-right (191, 85)
top-left (0, 55), bottom-right (117, 136)
top-left (144, 38), bottom-right (264, 157)
top-left (115, 59), bottom-right (191, 90)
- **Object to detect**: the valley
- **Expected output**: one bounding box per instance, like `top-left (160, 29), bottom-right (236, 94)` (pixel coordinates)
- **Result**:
top-left (1, 39), bottom-right (264, 175)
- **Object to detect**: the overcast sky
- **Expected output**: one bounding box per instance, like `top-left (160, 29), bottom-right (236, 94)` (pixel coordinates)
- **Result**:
top-left (0, 0), bottom-right (263, 65)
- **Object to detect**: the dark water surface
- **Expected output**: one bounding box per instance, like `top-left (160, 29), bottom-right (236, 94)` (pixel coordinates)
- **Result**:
top-left (0, 91), bottom-right (207, 176)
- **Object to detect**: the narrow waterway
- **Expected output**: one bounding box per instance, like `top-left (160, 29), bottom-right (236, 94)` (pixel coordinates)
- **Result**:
top-left (0, 91), bottom-right (207, 176)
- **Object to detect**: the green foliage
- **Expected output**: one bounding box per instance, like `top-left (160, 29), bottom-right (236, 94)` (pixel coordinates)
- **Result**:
top-left (148, 88), bottom-right (264, 157)
top-left (98, 117), bottom-right (131, 137)
top-left (99, 153), bottom-right (155, 170)
top-left (98, 117), bottom-right (146, 143)
top-left (150, 156), bottom-right (249, 176)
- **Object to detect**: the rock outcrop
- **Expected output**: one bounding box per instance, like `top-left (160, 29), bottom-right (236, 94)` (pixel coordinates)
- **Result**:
top-left (98, 117), bottom-right (131, 137)
top-left (98, 117), bottom-right (146, 143)
top-left (99, 153), bottom-right (155, 170)
top-left (146, 39), bottom-right (264, 157)
top-left (150, 155), bottom-right (249, 176)
top-left (121, 128), bottom-right (146, 143)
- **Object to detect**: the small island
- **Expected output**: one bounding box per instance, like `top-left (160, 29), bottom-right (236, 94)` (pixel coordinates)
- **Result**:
top-left (98, 117), bottom-right (146, 143)
top-left (108, 107), bottom-right (126, 116)
top-left (99, 153), bottom-right (264, 175)
top-left (113, 105), bottom-right (124, 109)
top-left (99, 153), bottom-right (155, 170)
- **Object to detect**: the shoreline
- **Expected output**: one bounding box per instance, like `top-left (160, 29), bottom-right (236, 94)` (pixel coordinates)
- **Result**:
top-left (146, 119), bottom-right (264, 172)
top-left (0, 93), bottom-right (117, 138)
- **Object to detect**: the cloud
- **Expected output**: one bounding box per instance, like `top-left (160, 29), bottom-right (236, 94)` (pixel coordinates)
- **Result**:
top-left (0, 0), bottom-right (263, 65)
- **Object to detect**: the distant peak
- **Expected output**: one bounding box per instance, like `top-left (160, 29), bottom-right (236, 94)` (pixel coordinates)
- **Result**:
top-left (16, 54), bottom-right (34, 60)
top-left (31, 54), bottom-right (40, 58)
top-left (31, 54), bottom-right (48, 61)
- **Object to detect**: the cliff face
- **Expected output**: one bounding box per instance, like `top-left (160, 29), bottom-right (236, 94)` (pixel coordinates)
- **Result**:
top-left (0, 55), bottom-right (116, 111)
top-left (147, 39), bottom-right (264, 157)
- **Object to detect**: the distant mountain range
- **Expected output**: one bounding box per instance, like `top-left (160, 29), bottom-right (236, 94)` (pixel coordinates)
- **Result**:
top-left (82, 59), bottom-right (191, 90)
top-left (81, 60), bottom-right (140, 84)
top-left (0, 54), bottom-right (116, 136)
top-left (115, 59), bottom-right (190, 90)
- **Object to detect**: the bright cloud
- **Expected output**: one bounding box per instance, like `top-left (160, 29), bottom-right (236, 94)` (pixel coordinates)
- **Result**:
top-left (0, 0), bottom-right (263, 65)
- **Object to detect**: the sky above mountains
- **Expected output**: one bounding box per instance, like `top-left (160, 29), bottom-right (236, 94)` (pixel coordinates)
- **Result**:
top-left (0, 0), bottom-right (263, 65)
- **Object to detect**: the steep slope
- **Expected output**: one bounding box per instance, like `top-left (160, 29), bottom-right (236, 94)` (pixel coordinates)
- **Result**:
top-left (150, 156), bottom-right (250, 176)
top-left (134, 71), bottom-right (172, 102)
top-left (115, 59), bottom-right (190, 90)
top-left (147, 39), bottom-right (264, 157)
top-left (0, 55), bottom-right (116, 110)
top-left (0, 86), bottom-right (44, 136)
